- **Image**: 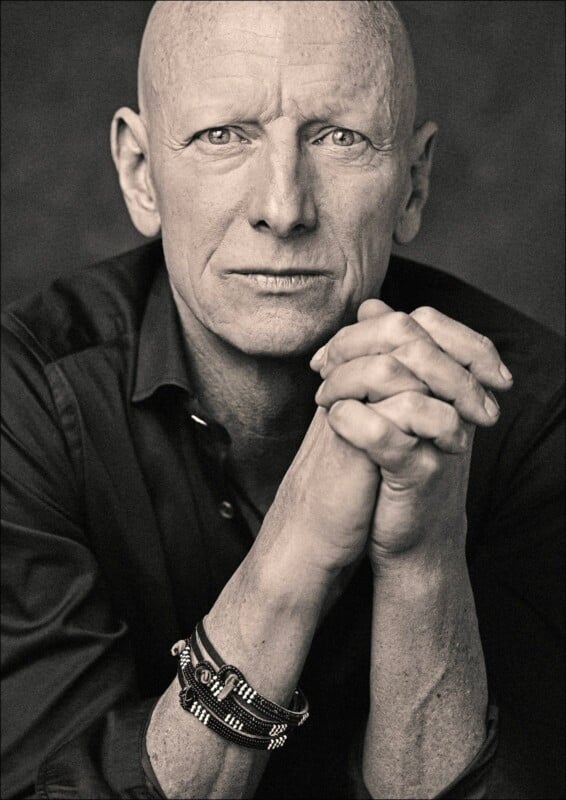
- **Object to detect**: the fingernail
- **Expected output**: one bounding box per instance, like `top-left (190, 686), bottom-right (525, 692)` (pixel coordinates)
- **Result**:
top-left (484, 391), bottom-right (500, 418)
top-left (310, 345), bottom-right (326, 369)
top-left (499, 362), bottom-right (513, 382)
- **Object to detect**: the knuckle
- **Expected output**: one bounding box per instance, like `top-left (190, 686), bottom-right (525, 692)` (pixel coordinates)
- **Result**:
top-left (411, 305), bottom-right (438, 326)
top-left (329, 327), bottom-right (349, 360)
top-left (390, 310), bottom-right (415, 335)
top-left (400, 390), bottom-right (422, 413)
top-left (378, 354), bottom-right (401, 381)
top-left (477, 333), bottom-right (497, 357)
top-left (463, 368), bottom-right (481, 397)
top-left (419, 448), bottom-right (443, 479)
top-left (405, 337), bottom-right (433, 360)
top-left (367, 411), bottom-right (390, 445)
top-left (445, 404), bottom-right (461, 432)
top-left (328, 398), bottom-right (349, 421)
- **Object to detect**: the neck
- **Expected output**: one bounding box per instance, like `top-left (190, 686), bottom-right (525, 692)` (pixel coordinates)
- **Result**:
top-left (173, 291), bottom-right (320, 507)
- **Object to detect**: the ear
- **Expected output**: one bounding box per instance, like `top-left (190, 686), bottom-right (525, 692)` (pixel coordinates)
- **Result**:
top-left (394, 120), bottom-right (438, 245)
top-left (110, 107), bottom-right (161, 237)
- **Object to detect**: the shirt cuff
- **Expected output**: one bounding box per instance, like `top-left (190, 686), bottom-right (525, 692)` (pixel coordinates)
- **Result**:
top-left (349, 701), bottom-right (499, 800)
top-left (35, 697), bottom-right (164, 799)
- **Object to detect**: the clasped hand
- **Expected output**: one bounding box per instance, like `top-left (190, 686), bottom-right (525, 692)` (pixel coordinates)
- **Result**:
top-left (303, 299), bottom-right (513, 574)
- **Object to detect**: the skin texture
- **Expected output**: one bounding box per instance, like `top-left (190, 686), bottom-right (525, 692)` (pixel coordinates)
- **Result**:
top-left (111, 2), bottom-right (513, 797)
top-left (118, 0), bottom-right (430, 357)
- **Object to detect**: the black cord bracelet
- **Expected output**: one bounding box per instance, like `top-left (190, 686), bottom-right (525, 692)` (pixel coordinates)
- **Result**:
top-left (171, 624), bottom-right (310, 750)
top-left (178, 648), bottom-right (289, 737)
top-left (179, 683), bottom-right (288, 750)
top-left (196, 619), bottom-right (309, 726)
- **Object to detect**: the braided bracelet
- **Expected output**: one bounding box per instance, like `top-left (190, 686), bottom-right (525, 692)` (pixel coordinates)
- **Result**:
top-left (179, 641), bottom-right (289, 737)
top-left (176, 636), bottom-right (307, 734)
top-left (171, 625), bottom-right (309, 750)
top-left (186, 637), bottom-right (289, 736)
top-left (174, 639), bottom-right (288, 748)
top-left (195, 619), bottom-right (309, 726)
top-left (180, 684), bottom-right (287, 750)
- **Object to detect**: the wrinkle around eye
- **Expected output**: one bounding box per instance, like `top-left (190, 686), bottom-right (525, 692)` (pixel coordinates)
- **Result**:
top-left (196, 124), bottom-right (257, 146)
top-left (312, 128), bottom-right (365, 148)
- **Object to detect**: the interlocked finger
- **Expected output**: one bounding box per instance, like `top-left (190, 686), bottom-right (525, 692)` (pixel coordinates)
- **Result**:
top-left (311, 302), bottom-right (513, 396)
top-left (315, 354), bottom-right (428, 407)
top-left (368, 392), bottom-right (471, 454)
top-left (410, 306), bottom-right (513, 388)
top-left (327, 398), bottom-right (419, 473)
top-left (311, 311), bottom-right (434, 379)
top-left (388, 339), bottom-right (500, 426)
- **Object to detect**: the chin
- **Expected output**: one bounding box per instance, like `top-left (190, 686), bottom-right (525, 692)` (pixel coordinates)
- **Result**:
top-left (217, 311), bottom-right (342, 360)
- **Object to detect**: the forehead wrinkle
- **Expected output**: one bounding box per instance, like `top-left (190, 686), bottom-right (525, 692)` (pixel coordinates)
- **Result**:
top-left (138, 0), bottom-right (416, 139)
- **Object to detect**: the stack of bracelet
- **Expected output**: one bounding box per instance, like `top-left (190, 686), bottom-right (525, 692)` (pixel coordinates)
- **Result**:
top-left (171, 619), bottom-right (309, 750)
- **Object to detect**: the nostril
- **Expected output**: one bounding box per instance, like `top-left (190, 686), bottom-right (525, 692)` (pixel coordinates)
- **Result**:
top-left (250, 219), bottom-right (314, 238)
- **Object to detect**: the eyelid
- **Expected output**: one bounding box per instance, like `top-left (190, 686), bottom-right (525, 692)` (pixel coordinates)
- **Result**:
top-left (311, 127), bottom-right (366, 145)
top-left (189, 126), bottom-right (251, 145)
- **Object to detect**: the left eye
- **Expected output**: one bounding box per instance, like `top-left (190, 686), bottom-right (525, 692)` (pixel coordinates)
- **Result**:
top-left (315, 128), bottom-right (364, 147)
top-left (199, 128), bottom-right (248, 145)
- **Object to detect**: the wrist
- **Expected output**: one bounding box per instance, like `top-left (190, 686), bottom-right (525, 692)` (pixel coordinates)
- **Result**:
top-left (204, 524), bottom-right (337, 704)
top-left (251, 520), bottom-right (339, 612)
top-left (372, 544), bottom-right (470, 601)
top-left (370, 512), bottom-right (468, 582)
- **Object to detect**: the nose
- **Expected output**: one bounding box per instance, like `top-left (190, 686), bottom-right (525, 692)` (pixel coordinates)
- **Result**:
top-left (248, 138), bottom-right (317, 238)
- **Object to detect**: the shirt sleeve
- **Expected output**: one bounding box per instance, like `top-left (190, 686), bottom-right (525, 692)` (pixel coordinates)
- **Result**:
top-left (1, 323), bottom-right (161, 800)
top-left (468, 382), bottom-right (565, 799)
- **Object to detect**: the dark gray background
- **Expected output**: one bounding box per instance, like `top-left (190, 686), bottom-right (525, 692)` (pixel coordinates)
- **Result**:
top-left (2, 1), bottom-right (564, 334)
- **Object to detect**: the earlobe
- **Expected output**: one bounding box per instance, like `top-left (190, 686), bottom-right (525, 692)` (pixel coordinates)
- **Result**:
top-left (394, 120), bottom-right (438, 245)
top-left (110, 107), bottom-right (161, 238)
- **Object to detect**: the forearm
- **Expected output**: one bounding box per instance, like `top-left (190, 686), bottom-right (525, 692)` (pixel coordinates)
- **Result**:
top-left (363, 551), bottom-right (488, 799)
top-left (146, 517), bottom-right (335, 799)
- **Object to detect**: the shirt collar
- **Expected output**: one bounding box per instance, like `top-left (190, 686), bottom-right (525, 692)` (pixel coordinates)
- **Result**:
top-left (132, 252), bottom-right (193, 403)
top-left (131, 246), bottom-right (403, 404)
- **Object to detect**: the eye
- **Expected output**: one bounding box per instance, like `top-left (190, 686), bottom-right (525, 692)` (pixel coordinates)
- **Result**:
top-left (197, 127), bottom-right (249, 145)
top-left (314, 128), bottom-right (365, 147)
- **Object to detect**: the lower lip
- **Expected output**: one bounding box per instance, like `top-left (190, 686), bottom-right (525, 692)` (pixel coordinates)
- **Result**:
top-left (232, 273), bottom-right (330, 293)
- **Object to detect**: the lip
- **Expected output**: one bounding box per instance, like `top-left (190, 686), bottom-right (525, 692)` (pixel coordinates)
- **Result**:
top-left (225, 268), bottom-right (333, 277)
top-left (227, 271), bottom-right (333, 293)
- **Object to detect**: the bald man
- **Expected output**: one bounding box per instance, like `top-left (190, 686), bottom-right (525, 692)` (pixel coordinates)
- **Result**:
top-left (1, 2), bottom-right (563, 799)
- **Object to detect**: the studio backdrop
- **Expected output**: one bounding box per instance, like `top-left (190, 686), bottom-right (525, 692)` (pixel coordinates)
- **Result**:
top-left (1, 0), bottom-right (564, 335)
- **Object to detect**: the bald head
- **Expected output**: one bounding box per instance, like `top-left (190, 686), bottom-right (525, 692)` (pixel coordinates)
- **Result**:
top-left (138, 0), bottom-right (417, 139)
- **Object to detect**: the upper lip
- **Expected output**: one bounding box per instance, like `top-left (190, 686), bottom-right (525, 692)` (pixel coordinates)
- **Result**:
top-left (227, 268), bottom-right (331, 276)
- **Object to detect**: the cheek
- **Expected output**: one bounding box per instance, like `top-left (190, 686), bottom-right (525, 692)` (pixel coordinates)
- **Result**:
top-left (320, 163), bottom-right (405, 293)
top-left (152, 161), bottom-right (242, 281)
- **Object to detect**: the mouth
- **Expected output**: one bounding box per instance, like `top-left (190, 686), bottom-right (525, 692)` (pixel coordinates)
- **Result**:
top-left (227, 270), bottom-right (333, 292)
top-left (227, 268), bottom-right (332, 276)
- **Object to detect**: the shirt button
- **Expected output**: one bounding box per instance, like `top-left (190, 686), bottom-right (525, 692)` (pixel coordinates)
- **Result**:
top-left (219, 500), bottom-right (235, 520)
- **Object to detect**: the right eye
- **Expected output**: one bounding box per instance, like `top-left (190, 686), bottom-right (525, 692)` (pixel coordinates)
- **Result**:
top-left (196, 128), bottom-right (250, 146)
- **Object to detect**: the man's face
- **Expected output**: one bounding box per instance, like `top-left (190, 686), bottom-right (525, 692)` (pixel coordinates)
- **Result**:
top-left (146, 1), bottom-right (412, 356)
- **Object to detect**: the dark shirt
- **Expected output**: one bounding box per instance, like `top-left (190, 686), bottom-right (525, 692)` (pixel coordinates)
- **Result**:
top-left (1, 241), bottom-right (564, 799)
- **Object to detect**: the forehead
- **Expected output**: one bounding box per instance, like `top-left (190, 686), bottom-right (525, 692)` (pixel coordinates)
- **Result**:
top-left (150, 1), bottom-right (398, 131)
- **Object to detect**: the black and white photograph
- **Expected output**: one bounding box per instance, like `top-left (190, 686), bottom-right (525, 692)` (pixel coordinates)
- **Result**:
top-left (1, 2), bottom-right (564, 798)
